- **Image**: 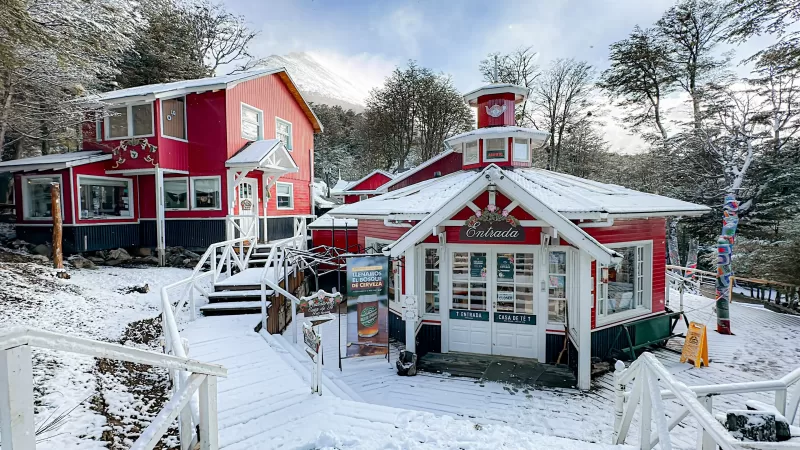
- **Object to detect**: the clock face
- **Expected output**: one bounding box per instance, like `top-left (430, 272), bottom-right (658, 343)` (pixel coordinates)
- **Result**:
top-left (486, 104), bottom-right (507, 118)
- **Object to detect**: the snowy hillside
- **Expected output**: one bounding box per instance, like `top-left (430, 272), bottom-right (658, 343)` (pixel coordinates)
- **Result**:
top-left (261, 52), bottom-right (367, 111)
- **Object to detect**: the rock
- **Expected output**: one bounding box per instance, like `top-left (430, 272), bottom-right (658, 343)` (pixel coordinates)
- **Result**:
top-left (105, 259), bottom-right (126, 266)
top-left (108, 248), bottom-right (131, 261)
top-left (10, 239), bottom-right (29, 249)
top-left (746, 401), bottom-right (791, 441)
top-left (69, 255), bottom-right (96, 269)
top-left (31, 244), bottom-right (51, 257)
top-left (88, 256), bottom-right (106, 264)
top-left (133, 256), bottom-right (160, 265)
top-left (29, 255), bottom-right (49, 264)
top-left (183, 250), bottom-right (201, 259)
top-left (132, 247), bottom-right (152, 257)
top-left (119, 284), bottom-right (149, 294)
top-left (727, 410), bottom-right (777, 442)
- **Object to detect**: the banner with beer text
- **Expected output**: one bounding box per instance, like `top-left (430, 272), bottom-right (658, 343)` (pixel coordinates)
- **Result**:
top-left (346, 255), bottom-right (389, 357)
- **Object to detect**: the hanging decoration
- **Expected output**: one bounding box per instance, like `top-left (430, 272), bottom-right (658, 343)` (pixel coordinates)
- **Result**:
top-left (485, 104), bottom-right (507, 118)
top-left (111, 138), bottom-right (158, 169)
top-left (716, 194), bottom-right (739, 335)
top-left (460, 204), bottom-right (524, 242)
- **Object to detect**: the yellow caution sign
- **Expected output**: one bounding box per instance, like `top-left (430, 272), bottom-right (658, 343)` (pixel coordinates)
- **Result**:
top-left (680, 322), bottom-right (709, 368)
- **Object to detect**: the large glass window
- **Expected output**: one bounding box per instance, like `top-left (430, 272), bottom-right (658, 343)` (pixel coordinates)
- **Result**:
top-left (191, 177), bottom-right (221, 209)
top-left (164, 178), bottom-right (188, 210)
top-left (23, 176), bottom-right (59, 220)
top-left (106, 103), bottom-right (153, 139)
top-left (496, 253), bottom-right (535, 314)
top-left (599, 245), bottom-right (649, 318)
top-left (161, 97), bottom-right (186, 140)
top-left (424, 248), bottom-right (440, 313)
top-left (485, 138), bottom-right (507, 161)
top-left (276, 118), bottom-right (292, 150)
top-left (452, 251), bottom-right (487, 311)
top-left (78, 177), bottom-right (132, 220)
top-left (548, 251), bottom-right (567, 323)
top-left (513, 138), bottom-right (530, 162)
top-left (241, 104), bottom-right (262, 141)
top-left (276, 182), bottom-right (293, 209)
top-left (464, 140), bottom-right (479, 164)
top-left (108, 107), bottom-right (128, 139)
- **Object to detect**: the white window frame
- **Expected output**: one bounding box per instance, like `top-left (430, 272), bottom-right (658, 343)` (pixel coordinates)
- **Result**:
top-left (359, 194), bottom-right (369, 201)
top-left (596, 240), bottom-right (654, 326)
top-left (463, 140), bottom-right (479, 165)
top-left (76, 175), bottom-right (134, 221)
top-left (276, 181), bottom-right (294, 210)
top-left (104, 102), bottom-right (155, 140)
top-left (276, 117), bottom-right (293, 151)
top-left (240, 103), bottom-right (263, 141)
top-left (547, 249), bottom-right (570, 325)
top-left (190, 176), bottom-right (222, 211)
top-left (21, 174), bottom-right (64, 221)
top-left (483, 137), bottom-right (508, 162)
top-left (95, 112), bottom-right (103, 142)
top-left (163, 177), bottom-right (190, 211)
top-left (159, 95), bottom-right (188, 143)
top-left (418, 244), bottom-right (442, 316)
top-left (513, 138), bottom-right (530, 162)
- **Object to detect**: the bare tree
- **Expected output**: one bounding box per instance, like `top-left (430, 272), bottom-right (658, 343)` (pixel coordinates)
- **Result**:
top-left (727, 0), bottom-right (800, 70)
top-left (479, 47), bottom-right (540, 125)
top-left (530, 58), bottom-right (594, 170)
top-left (186, 0), bottom-right (258, 76)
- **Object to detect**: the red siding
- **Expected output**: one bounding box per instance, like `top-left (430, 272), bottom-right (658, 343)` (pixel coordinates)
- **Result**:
top-left (585, 218), bottom-right (667, 328)
top-left (449, 191), bottom-right (537, 221)
top-left (357, 219), bottom-right (409, 249)
top-left (187, 91), bottom-right (228, 174)
top-left (226, 74), bottom-right (315, 216)
top-left (349, 172), bottom-right (392, 191)
top-left (477, 93), bottom-right (516, 128)
top-left (311, 229), bottom-right (358, 252)
top-left (389, 152), bottom-right (463, 192)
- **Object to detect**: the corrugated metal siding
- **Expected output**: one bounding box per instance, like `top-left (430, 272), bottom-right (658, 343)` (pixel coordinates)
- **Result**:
top-left (349, 173), bottom-right (393, 191)
top-left (477, 93), bottom-right (516, 128)
top-left (389, 152), bottom-right (463, 191)
top-left (591, 325), bottom-right (631, 360)
top-left (267, 217), bottom-right (295, 241)
top-left (389, 310), bottom-right (405, 343)
top-left (140, 219), bottom-right (225, 250)
top-left (357, 219), bottom-right (408, 249)
top-left (417, 324), bottom-right (441, 357)
top-left (545, 333), bottom-right (566, 364)
top-left (73, 224), bottom-right (140, 252)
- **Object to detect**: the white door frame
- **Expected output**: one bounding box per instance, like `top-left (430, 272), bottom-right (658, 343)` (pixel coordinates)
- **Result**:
top-left (236, 177), bottom-right (258, 239)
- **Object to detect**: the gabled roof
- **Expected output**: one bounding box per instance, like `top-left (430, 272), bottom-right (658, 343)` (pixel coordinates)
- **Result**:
top-left (0, 151), bottom-right (111, 173)
top-left (342, 169), bottom-right (395, 193)
top-left (330, 179), bottom-right (355, 195)
top-left (83, 67), bottom-right (323, 133)
top-left (379, 149), bottom-right (455, 192)
top-left (226, 139), bottom-right (298, 174)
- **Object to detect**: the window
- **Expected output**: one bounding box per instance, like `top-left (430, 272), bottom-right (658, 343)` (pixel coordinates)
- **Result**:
top-left (464, 140), bottom-right (479, 164)
top-left (484, 138), bottom-right (507, 161)
top-left (241, 104), bottom-right (262, 141)
top-left (105, 103), bottom-right (154, 139)
top-left (78, 176), bottom-right (133, 220)
top-left (548, 251), bottom-right (567, 323)
top-left (359, 194), bottom-right (369, 201)
top-left (95, 112), bottom-right (103, 142)
top-left (22, 176), bottom-right (60, 220)
top-left (452, 251), bottom-right (487, 311)
top-left (276, 118), bottom-right (292, 150)
top-left (513, 138), bottom-right (530, 162)
top-left (598, 244), bottom-right (651, 319)
top-left (191, 177), bottom-right (221, 210)
top-left (164, 178), bottom-right (188, 210)
top-left (276, 182), bottom-right (293, 209)
top-left (496, 253), bottom-right (535, 314)
top-left (161, 97), bottom-right (186, 140)
top-left (424, 248), bottom-right (440, 313)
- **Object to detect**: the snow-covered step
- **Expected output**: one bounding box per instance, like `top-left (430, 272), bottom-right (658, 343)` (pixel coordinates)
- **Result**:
top-left (199, 300), bottom-right (269, 315)
top-left (207, 289), bottom-right (274, 301)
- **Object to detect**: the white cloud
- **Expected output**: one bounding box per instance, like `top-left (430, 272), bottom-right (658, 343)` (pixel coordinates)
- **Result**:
top-left (375, 6), bottom-right (429, 58)
top-left (306, 51), bottom-right (397, 102)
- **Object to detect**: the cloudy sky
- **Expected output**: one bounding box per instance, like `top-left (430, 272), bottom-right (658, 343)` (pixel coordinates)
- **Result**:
top-left (221, 0), bottom-right (779, 153)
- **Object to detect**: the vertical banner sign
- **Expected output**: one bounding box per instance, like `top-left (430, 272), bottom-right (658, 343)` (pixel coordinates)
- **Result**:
top-left (346, 255), bottom-right (389, 357)
top-left (716, 194), bottom-right (739, 334)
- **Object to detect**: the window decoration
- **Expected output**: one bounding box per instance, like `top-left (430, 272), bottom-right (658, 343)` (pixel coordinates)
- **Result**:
top-left (23, 176), bottom-right (60, 220)
top-left (78, 177), bottom-right (132, 220)
top-left (161, 97), bottom-right (186, 140)
top-left (191, 177), bottom-right (221, 209)
top-left (548, 251), bottom-right (567, 323)
top-left (460, 204), bottom-right (524, 242)
top-left (276, 118), bottom-right (292, 150)
top-left (276, 182), bottom-right (293, 209)
top-left (110, 138), bottom-right (158, 169)
top-left (485, 104), bottom-right (507, 118)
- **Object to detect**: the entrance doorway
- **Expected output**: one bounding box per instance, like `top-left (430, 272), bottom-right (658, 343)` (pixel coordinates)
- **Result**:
top-left (236, 177), bottom-right (258, 239)
top-left (448, 248), bottom-right (540, 359)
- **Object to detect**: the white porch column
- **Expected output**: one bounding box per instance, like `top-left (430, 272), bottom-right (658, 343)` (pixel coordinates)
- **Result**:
top-left (155, 166), bottom-right (166, 266)
top-left (577, 252), bottom-right (593, 390)
top-left (0, 345), bottom-right (36, 450)
top-left (404, 247), bottom-right (417, 353)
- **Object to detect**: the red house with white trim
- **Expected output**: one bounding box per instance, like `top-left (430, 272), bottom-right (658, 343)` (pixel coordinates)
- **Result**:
top-left (0, 68), bottom-right (322, 257)
top-left (327, 82), bottom-right (710, 389)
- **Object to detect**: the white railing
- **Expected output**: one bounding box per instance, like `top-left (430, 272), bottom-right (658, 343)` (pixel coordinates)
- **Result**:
top-left (257, 217), bottom-right (307, 332)
top-left (225, 214), bottom-right (258, 249)
top-left (613, 353), bottom-right (800, 449)
top-left (0, 327), bottom-right (226, 450)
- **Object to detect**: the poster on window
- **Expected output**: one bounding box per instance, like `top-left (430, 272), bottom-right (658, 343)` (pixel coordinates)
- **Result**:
top-left (497, 255), bottom-right (514, 280)
top-left (470, 254), bottom-right (487, 279)
top-left (346, 255), bottom-right (389, 357)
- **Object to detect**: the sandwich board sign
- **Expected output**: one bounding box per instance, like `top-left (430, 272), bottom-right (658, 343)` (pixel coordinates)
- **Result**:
top-left (680, 321), bottom-right (709, 368)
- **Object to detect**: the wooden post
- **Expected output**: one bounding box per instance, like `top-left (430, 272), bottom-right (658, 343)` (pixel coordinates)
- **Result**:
top-left (51, 182), bottom-right (69, 279)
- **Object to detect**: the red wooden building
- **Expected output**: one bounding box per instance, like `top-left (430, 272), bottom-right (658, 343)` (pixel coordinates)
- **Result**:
top-left (0, 68), bottom-right (322, 256)
top-left (327, 82), bottom-right (710, 389)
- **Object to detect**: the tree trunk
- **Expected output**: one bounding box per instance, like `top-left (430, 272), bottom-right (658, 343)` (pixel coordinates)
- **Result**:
top-left (716, 194), bottom-right (739, 334)
top-left (0, 74), bottom-right (14, 158)
top-left (51, 182), bottom-right (69, 279)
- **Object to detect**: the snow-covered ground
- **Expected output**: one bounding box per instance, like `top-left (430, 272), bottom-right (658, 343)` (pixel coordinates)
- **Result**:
top-left (0, 248), bottom-right (195, 448)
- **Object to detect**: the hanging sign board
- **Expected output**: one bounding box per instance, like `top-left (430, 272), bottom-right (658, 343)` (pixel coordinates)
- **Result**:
top-left (346, 255), bottom-right (389, 357)
top-left (460, 208), bottom-right (525, 242)
top-left (680, 322), bottom-right (709, 368)
top-left (297, 290), bottom-right (341, 319)
top-left (303, 323), bottom-right (320, 357)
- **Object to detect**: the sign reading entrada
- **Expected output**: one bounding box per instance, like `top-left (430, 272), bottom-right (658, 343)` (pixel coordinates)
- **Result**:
top-left (459, 206), bottom-right (525, 242)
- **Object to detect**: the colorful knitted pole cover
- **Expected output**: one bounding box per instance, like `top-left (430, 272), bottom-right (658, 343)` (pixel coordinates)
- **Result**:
top-left (716, 194), bottom-right (739, 334)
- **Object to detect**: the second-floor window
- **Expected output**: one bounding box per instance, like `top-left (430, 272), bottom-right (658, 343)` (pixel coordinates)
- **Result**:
top-left (276, 118), bottom-right (292, 151)
top-left (241, 104), bottom-right (263, 141)
top-left (276, 182), bottom-right (293, 209)
top-left (106, 103), bottom-right (153, 140)
top-left (161, 97), bottom-right (186, 140)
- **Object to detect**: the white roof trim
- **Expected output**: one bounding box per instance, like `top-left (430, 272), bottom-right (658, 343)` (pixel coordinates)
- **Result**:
top-left (0, 151), bottom-right (111, 173)
top-left (444, 126), bottom-right (549, 147)
top-left (463, 83), bottom-right (530, 105)
top-left (384, 164), bottom-right (620, 264)
top-left (379, 149), bottom-right (454, 192)
top-left (226, 139), bottom-right (299, 173)
top-left (343, 169), bottom-right (395, 192)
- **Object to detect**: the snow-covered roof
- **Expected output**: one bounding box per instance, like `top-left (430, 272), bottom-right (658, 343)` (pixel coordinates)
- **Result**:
top-left (83, 67), bottom-right (323, 133)
top-left (341, 169), bottom-right (395, 194)
top-left (330, 178), bottom-right (355, 195)
top-left (226, 139), bottom-right (298, 174)
top-left (0, 151), bottom-right (111, 173)
top-left (330, 167), bottom-right (710, 220)
top-left (444, 126), bottom-right (549, 147)
top-left (308, 213), bottom-right (358, 229)
top-left (463, 83), bottom-right (530, 105)
top-left (379, 149), bottom-right (455, 192)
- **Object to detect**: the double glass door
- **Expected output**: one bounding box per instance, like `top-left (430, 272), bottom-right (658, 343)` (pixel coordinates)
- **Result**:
top-left (449, 248), bottom-right (539, 358)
